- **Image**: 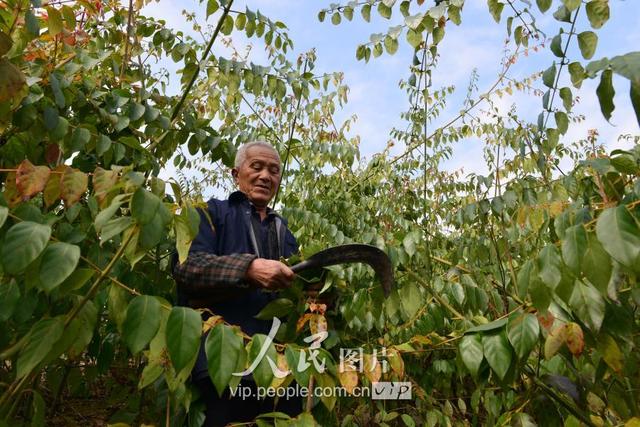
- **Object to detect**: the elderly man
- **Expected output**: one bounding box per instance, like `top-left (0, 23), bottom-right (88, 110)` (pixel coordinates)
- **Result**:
top-left (173, 141), bottom-right (301, 425)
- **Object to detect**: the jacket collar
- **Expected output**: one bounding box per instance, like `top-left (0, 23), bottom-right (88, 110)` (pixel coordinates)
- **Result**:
top-left (229, 191), bottom-right (279, 218)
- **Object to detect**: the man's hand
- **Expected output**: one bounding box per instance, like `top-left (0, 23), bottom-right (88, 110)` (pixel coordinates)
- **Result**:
top-left (246, 258), bottom-right (295, 290)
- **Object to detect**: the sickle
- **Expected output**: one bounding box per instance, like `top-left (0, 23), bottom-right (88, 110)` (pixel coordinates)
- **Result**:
top-left (290, 244), bottom-right (394, 297)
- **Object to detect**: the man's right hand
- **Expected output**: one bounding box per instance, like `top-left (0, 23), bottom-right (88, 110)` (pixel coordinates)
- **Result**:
top-left (245, 258), bottom-right (295, 290)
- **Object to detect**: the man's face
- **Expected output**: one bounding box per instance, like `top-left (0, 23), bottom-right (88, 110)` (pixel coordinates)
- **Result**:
top-left (232, 146), bottom-right (281, 208)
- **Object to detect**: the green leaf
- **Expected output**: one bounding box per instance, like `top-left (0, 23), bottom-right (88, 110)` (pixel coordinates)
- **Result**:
top-left (17, 317), bottom-right (64, 378)
top-left (122, 296), bottom-right (162, 354)
top-left (38, 242), bottom-right (80, 292)
top-left (449, 5), bottom-right (462, 25)
top-left (555, 111), bottom-right (569, 134)
top-left (286, 345), bottom-right (310, 387)
top-left (586, 0), bottom-right (609, 29)
top-left (577, 31), bottom-right (597, 60)
top-left (384, 35), bottom-right (398, 55)
top-left (166, 307), bottom-right (202, 374)
top-left (459, 334), bottom-right (483, 376)
top-left (206, 324), bottom-right (245, 396)
top-left (583, 232), bottom-right (612, 293)
top-left (569, 280), bottom-right (605, 331)
top-left (466, 317), bottom-right (508, 333)
top-left (631, 82), bottom-right (640, 128)
top-left (0, 205), bottom-right (7, 228)
top-left (70, 127), bottom-right (91, 152)
top-left (1, 222), bottom-right (51, 275)
top-left (67, 299), bottom-right (98, 358)
top-left (25, 10), bottom-right (40, 36)
top-left (31, 390), bottom-right (45, 427)
top-left (433, 26), bottom-right (445, 44)
top-left (249, 334), bottom-right (277, 389)
top-left (507, 313), bottom-right (539, 360)
top-left (361, 4), bottom-right (371, 22)
top-left (550, 34), bottom-right (563, 57)
top-left (529, 276), bottom-right (551, 311)
top-left (58, 268), bottom-right (94, 294)
top-left (0, 280), bottom-right (20, 322)
top-left (562, 0), bottom-right (580, 11)
top-left (61, 5), bottom-right (75, 29)
top-left (403, 233), bottom-right (417, 258)
top-left (131, 188), bottom-right (162, 225)
top-left (46, 7), bottom-right (63, 36)
top-left (562, 224), bottom-right (587, 275)
top-left (537, 244), bottom-right (562, 290)
top-left (47, 73), bottom-right (63, 108)
top-left (609, 52), bottom-right (640, 86)
top-left (560, 87), bottom-right (573, 111)
top-left (49, 117), bottom-right (69, 140)
top-left (595, 206), bottom-right (640, 271)
top-left (138, 203), bottom-right (171, 249)
top-left (610, 154), bottom-right (639, 174)
top-left (255, 298), bottom-right (295, 320)
top-left (553, 5), bottom-right (572, 23)
top-left (487, 0), bottom-right (504, 23)
top-left (596, 70), bottom-right (615, 121)
top-left (206, 0), bottom-right (218, 17)
top-left (536, 0), bottom-right (552, 12)
top-left (542, 63), bottom-right (556, 88)
top-left (377, 2), bottom-right (392, 19)
top-left (400, 282), bottom-right (422, 319)
top-left (482, 332), bottom-right (512, 380)
top-left (128, 102), bottom-right (145, 121)
top-left (568, 62), bottom-right (585, 88)
top-left (96, 134), bottom-right (111, 156)
top-left (107, 283), bottom-right (129, 333)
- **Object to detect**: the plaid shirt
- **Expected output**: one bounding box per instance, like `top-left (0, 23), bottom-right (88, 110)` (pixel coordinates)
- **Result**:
top-left (171, 191), bottom-right (298, 329)
top-left (172, 251), bottom-right (256, 303)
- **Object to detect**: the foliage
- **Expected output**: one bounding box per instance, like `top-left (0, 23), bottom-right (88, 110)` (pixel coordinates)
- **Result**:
top-left (0, 0), bottom-right (639, 426)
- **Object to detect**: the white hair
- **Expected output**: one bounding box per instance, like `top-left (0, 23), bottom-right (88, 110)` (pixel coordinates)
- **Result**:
top-left (234, 140), bottom-right (281, 168)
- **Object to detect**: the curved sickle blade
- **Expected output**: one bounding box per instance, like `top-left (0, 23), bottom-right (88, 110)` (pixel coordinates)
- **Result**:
top-left (291, 244), bottom-right (394, 297)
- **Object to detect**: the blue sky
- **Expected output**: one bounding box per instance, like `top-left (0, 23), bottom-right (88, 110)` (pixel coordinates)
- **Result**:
top-left (143, 0), bottom-right (639, 182)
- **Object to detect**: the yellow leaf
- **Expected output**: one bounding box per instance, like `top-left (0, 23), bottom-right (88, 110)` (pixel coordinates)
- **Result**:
top-left (387, 348), bottom-right (405, 378)
top-left (93, 167), bottom-right (119, 207)
top-left (544, 324), bottom-right (567, 360)
top-left (564, 323), bottom-right (584, 357)
top-left (600, 334), bottom-right (623, 374)
top-left (549, 200), bottom-right (564, 217)
top-left (528, 207), bottom-right (545, 231)
top-left (3, 172), bottom-right (22, 208)
top-left (309, 314), bottom-right (327, 335)
top-left (363, 354), bottom-right (382, 383)
top-left (202, 315), bottom-right (223, 334)
top-left (43, 166), bottom-right (64, 207)
top-left (269, 353), bottom-right (290, 389)
top-left (61, 166), bottom-right (88, 206)
top-left (625, 417), bottom-right (640, 427)
top-left (16, 160), bottom-right (50, 198)
top-left (337, 365), bottom-right (358, 395)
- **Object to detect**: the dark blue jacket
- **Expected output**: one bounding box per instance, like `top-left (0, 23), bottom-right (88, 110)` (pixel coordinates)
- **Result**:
top-left (175, 191), bottom-right (298, 380)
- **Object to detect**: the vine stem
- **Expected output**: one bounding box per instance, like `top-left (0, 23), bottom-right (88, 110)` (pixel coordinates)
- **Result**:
top-left (119, 0), bottom-right (135, 84)
top-left (64, 227), bottom-right (136, 328)
top-left (271, 57), bottom-right (309, 207)
top-left (405, 269), bottom-right (465, 320)
top-left (542, 4), bottom-right (581, 132)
